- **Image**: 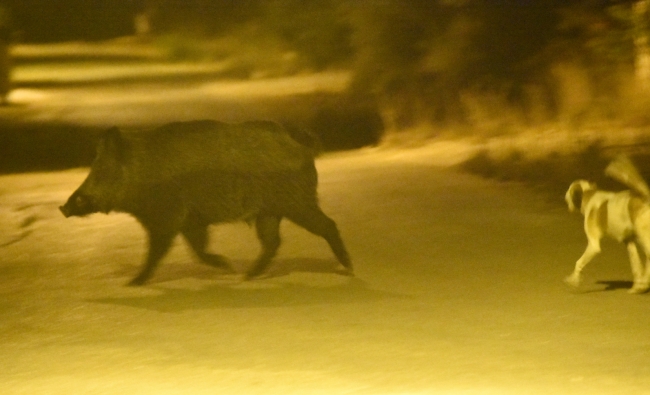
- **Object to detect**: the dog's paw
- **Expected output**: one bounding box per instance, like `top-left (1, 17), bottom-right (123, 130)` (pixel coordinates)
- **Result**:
top-left (564, 273), bottom-right (582, 288)
top-left (628, 282), bottom-right (650, 294)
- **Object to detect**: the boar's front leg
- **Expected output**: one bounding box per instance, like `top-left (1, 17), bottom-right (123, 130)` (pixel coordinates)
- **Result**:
top-left (181, 216), bottom-right (233, 272)
top-left (129, 229), bottom-right (177, 286)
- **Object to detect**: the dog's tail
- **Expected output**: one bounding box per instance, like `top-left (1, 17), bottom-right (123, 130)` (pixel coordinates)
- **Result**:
top-left (566, 180), bottom-right (593, 213)
top-left (605, 154), bottom-right (650, 199)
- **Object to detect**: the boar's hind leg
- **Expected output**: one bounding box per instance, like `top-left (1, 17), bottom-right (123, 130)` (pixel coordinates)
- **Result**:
top-left (129, 230), bottom-right (176, 286)
top-left (286, 207), bottom-right (352, 275)
top-left (181, 219), bottom-right (233, 272)
top-left (245, 213), bottom-right (282, 280)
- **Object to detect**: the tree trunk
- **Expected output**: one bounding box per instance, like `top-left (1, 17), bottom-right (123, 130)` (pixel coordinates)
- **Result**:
top-left (134, 0), bottom-right (158, 37)
top-left (634, 0), bottom-right (650, 91)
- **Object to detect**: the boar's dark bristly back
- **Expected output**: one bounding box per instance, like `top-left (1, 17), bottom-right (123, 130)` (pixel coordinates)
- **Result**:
top-left (281, 123), bottom-right (322, 154)
top-left (119, 120), bottom-right (314, 182)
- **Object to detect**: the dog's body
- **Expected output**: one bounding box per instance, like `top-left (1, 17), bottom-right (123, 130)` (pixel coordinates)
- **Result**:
top-left (565, 180), bottom-right (650, 293)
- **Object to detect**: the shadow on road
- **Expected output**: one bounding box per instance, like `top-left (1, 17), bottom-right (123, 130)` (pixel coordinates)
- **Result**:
top-left (570, 280), bottom-right (636, 294)
top-left (111, 258), bottom-right (352, 284)
top-left (89, 276), bottom-right (402, 312)
top-left (595, 280), bottom-right (634, 291)
top-left (249, 257), bottom-right (352, 279)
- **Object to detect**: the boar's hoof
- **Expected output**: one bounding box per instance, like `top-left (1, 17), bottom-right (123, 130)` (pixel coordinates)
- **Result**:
top-left (243, 271), bottom-right (265, 281)
top-left (202, 255), bottom-right (235, 272)
top-left (127, 275), bottom-right (149, 286)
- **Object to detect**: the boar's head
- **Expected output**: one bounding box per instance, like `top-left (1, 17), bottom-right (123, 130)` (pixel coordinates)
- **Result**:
top-left (60, 127), bottom-right (126, 217)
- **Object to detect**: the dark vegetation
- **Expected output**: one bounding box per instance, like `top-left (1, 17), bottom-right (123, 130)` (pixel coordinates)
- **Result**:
top-left (0, 122), bottom-right (101, 173)
top-left (5, 0), bottom-right (650, 134)
top-left (2, 1), bottom-right (650, 179)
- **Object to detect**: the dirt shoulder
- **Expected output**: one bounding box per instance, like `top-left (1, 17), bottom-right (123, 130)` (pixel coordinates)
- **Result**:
top-left (459, 128), bottom-right (650, 202)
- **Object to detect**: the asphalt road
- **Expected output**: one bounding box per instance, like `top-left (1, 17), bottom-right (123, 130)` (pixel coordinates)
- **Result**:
top-left (1, 148), bottom-right (650, 395)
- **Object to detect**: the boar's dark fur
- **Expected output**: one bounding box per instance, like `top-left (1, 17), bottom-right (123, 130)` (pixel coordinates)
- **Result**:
top-left (60, 120), bottom-right (351, 285)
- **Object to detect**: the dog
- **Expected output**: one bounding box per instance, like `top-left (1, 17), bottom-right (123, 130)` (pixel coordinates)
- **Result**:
top-left (565, 179), bottom-right (650, 293)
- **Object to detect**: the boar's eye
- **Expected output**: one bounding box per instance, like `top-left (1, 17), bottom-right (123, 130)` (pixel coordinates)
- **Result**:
top-left (75, 194), bottom-right (89, 209)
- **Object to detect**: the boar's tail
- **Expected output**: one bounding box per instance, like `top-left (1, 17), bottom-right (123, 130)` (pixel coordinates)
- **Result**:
top-left (283, 124), bottom-right (322, 155)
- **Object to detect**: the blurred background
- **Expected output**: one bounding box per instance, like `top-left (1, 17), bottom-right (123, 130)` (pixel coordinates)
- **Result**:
top-left (7, 4), bottom-right (650, 394)
top-left (2, 0), bottom-right (650, 179)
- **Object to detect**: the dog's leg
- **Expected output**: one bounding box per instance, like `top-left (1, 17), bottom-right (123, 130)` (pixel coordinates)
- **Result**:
top-left (626, 241), bottom-right (647, 294)
top-left (634, 258), bottom-right (650, 294)
top-left (631, 235), bottom-right (650, 293)
top-left (565, 240), bottom-right (600, 288)
top-left (630, 214), bottom-right (650, 294)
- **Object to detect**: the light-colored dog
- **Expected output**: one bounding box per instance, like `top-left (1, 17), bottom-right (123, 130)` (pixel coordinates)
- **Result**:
top-left (565, 179), bottom-right (650, 293)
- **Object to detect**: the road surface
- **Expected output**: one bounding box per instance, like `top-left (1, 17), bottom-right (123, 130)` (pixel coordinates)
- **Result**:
top-left (1, 147), bottom-right (649, 395)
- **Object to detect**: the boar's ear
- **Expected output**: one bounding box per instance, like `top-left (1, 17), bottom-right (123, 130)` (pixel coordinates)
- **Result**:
top-left (97, 126), bottom-right (125, 160)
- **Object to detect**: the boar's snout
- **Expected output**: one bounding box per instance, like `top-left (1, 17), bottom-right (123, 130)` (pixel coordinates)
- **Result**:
top-left (60, 193), bottom-right (95, 218)
top-left (59, 204), bottom-right (72, 218)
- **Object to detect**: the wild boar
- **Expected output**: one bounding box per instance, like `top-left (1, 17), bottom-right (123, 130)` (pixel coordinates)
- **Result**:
top-left (60, 120), bottom-right (352, 285)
